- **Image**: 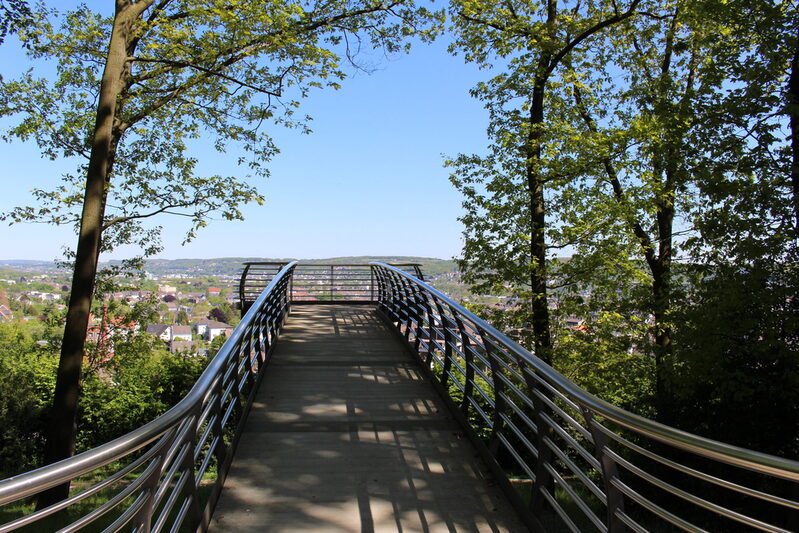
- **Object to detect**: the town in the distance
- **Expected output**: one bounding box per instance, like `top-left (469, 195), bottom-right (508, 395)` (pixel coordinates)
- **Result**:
top-left (0, 257), bottom-right (466, 358)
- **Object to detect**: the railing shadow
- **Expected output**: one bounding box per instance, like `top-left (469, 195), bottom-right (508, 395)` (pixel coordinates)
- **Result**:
top-left (210, 305), bottom-right (525, 532)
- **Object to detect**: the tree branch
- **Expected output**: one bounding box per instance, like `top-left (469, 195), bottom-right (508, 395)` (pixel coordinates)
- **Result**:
top-left (131, 57), bottom-right (286, 97)
top-left (571, 81), bottom-right (658, 271)
top-left (547, 0), bottom-right (642, 77)
top-left (103, 199), bottom-right (200, 230)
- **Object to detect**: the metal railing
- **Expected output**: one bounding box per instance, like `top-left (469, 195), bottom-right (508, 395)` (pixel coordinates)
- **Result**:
top-left (372, 262), bottom-right (799, 533)
top-left (0, 262), bottom-right (297, 533)
top-left (238, 261), bottom-right (424, 313)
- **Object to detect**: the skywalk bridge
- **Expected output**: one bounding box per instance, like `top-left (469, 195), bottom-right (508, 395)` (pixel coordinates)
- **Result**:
top-left (1, 262), bottom-right (798, 532)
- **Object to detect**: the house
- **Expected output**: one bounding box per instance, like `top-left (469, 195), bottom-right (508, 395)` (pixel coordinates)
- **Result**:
top-left (207, 287), bottom-right (222, 298)
top-left (146, 324), bottom-right (171, 342)
top-left (146, 324), bottom-right (194, 350)
top-left (0, 304), bottom-right (12, 321)
top-left (195, 318), bottom-right (233, 341)
top-left (171, 325), bottom-right (193, 341)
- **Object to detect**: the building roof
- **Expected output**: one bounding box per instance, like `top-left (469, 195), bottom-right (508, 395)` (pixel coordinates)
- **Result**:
top-left (196, 318), bottom-right (231, 328)
top-left (171, 325), bottom-right (192, 336)
top-left (146, 324), bottom-right (170, 336)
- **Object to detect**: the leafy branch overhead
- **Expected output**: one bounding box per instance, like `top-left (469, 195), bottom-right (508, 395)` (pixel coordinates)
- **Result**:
top-left (0, 0), bottom-right (441, 254)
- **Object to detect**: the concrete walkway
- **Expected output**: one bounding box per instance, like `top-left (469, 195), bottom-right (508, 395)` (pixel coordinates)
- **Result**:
top-left (211, 305), bottom-right (526, 532)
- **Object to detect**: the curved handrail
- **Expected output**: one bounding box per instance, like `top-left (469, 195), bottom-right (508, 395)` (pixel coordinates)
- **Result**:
top-left (238, 262), bottom-right (425, 310)
top-left (371, 262), bottom-right (799, 532)
top-left (0, 261), bottom-right (298, 532)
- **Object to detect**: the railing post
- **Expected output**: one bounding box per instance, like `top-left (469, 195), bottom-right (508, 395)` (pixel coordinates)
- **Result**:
top-left (411, 282), bottom-right (428, 354)
top-left (289, 268), bottom-right (294, 304)
top-left (183, 410), bottom-right (204, 530)
top-left (380, 266), bottom-right (401, 322)
top-left (239, 263), bottom-right (252, 317)
top-left (329, 265), bottom-right (334, 301)
top-left (131, 430), bottom-right (176, 533)
top-left (210, 374), bottom-right (228, 474)
top-left (581, 407), bottom-right (625, 533)
top-left (525, 368), bottom-right (555, 515)
top-left (434, 300), bottom-right (454, 385)
top-left (457, 317), bottom-right (474, 416)
top-left (479, 329), bottom-right (505, 455)
top-left (281, 268), bottom-right (293, 327)
top-left (420, 291), bottom-right (437, 367)
top-left (397, 275), bottom-right (415, 342)
top-left (253, 311), bottom-right (265, 367)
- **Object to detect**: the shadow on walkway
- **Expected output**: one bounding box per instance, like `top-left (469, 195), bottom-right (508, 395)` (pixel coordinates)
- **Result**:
top-left (211, 305), bottom-right (526, 532)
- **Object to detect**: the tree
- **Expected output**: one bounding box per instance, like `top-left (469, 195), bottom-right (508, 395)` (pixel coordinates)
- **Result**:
top-left (666, 0), bottom-right (799, 453)
top-left (450, 0), bottom-right (799, 449)
top-left (208, 303), bottom-right (234, 325)
top-left (0, 322), bottom-right (58, 477)
top-left (0, 0), bottom-right (30, 45)
top-left (558, 0), bottom-right (799, 424)
top-left (447, 0), bottom-right (641, 364)
top-left (175, 308), bottom-right (189, 325)
top-left (0, 0), bottom-right (437, 504)
top-left (544, 0), bottom-right (715, 419)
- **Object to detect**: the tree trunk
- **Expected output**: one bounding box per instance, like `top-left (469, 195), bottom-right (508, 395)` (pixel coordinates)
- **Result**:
top-left (523, 0), bottom-right (556, 366)
top-left (37, 3), bottom-right (137, 508)
top-left (527, 75), bottom-right (553, 365)
top-left (651, 236), bottom-right (672, 421)
top-left (788, 31), bottom-right (799, 237)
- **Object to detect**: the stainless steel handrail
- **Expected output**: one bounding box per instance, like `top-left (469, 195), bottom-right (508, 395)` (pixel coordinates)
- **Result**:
top-left (238, 262), bottom-right (424, 312)
top-left (0, 261), bottom-right (297, 532)
top-left (371, 262), bottom-right (799, 532)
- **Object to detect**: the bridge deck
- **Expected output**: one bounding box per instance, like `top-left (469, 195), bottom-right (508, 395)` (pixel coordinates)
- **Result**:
top-left (211, 305), bottom-right (525, 532)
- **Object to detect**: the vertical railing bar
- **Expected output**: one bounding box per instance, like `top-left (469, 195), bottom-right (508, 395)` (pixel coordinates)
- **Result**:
top-left (238, 263), bottom-right (251, 317)
top-left (479, 327), bottom-right (506, 456)
top-left (581, 407), bottom-right (626, 533)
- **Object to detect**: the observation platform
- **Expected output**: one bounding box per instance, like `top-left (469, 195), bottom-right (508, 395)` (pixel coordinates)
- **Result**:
top-left (210, 305), bottom-right (525, 532)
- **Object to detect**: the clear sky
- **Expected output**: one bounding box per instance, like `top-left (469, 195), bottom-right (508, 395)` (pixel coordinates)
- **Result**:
top-left (0, 5), bottom-right (490, 262)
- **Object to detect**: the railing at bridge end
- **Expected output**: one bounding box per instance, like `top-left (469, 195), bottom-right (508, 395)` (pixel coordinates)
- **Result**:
top-left (238, 261), bottom-right (424, 315)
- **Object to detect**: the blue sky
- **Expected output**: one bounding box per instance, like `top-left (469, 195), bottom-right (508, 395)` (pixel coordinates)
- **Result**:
top-left (0, 5), bottom-right (490, 262)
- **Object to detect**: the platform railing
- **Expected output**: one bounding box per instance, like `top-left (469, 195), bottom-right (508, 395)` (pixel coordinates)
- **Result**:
top-left (238, 261), bottom-right (424, 313)
top-left (0, 262), bottom-right (297, 533)
top-left (372, 262), bottom-right (799, 533)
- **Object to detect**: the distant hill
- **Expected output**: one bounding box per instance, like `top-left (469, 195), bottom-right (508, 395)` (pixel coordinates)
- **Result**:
top-left (0, 260), bottom-right (62, 275)
top-left (139, 256), bottom-right (458, 278)
top-left (0, 257), bottom-right (458, 278)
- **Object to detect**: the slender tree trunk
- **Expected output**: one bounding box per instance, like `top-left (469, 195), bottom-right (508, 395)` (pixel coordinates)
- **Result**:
top-left (652, 188), bottom-right (674, 422)
top-left (37, 3), bottom-right (137, 508)
top-left (573, 75), bottom-right (675, 418)
top-left (527, 75), bottom-right (553, 365)
top-left (788, 32), bottom-right (799, 236)
top-left (523, 0), bottom-right (557, 366)
top-left (647, 9), bottom-right (682, 423)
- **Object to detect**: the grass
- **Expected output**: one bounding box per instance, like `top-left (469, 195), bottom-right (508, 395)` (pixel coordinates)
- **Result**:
top-left (0, 469), bottom-right (217, 533)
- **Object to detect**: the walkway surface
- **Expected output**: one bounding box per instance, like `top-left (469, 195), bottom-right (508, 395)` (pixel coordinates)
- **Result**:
top-left (210, 305), bottom-right (526, 532)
